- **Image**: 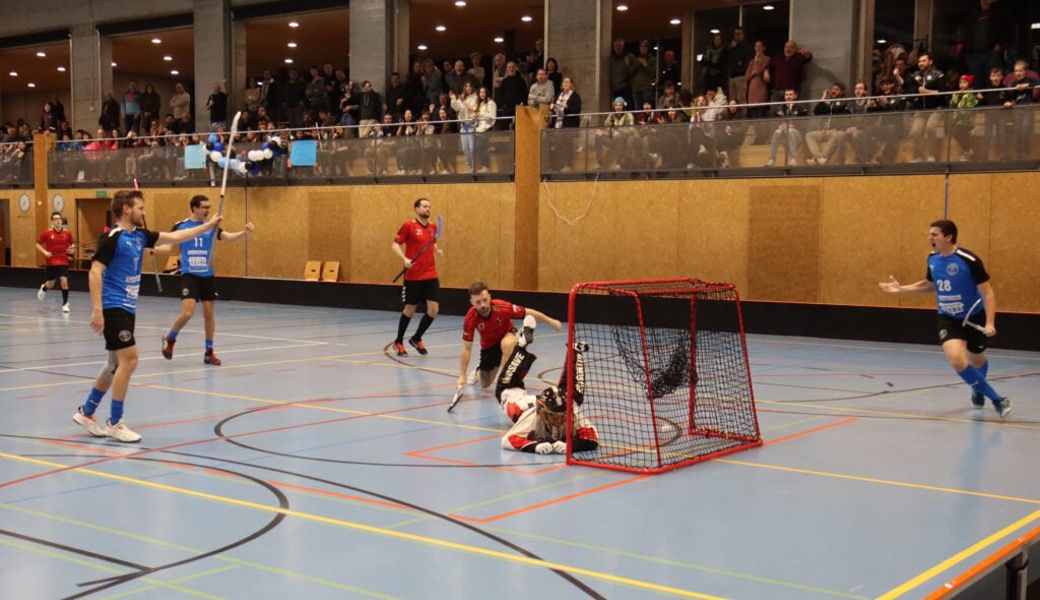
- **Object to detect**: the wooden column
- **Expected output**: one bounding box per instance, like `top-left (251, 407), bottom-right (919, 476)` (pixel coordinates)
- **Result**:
top-left (513, 105), bottom-right (547, 290)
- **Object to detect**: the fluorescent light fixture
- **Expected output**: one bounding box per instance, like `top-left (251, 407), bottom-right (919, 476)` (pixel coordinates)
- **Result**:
top-left (435, 25), bottom-right (446, 32)
top-left (289, 21), bottom-right (299, 28)
top-left (417, 43), bottom-right (428, 51)
top-left (151, 37), bottom-right (161, 44)
top-left (670, 18), bottom-right (681, 25)
top-left (1031, 22), bottom-right (1040, 30)
top-left (36, 51), bottom-right (46, 57)
top-left (287, 41), bottom-right (298, 48)
top-left (521, 15), bottom-right (533, 22)
top-left (493, 36), bottom-right (504, 43)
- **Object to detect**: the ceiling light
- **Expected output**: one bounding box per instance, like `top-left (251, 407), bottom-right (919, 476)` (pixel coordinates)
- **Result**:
top-left (876, 38), bottom-right (887, 44)
top-left (454, 0), bottom-right (466, 5)
top-left (435, 25), bottom-right (446, 32)
top-left (284, 58), bottom-right (293, 64)
top-left (36, 51), bottom-right (46, 57)
top-left (27, 82), bottom-right (36, 88)
top-left (57, 66), bottom-right (66, 72)
top-left (163, 55), bottom-right (173, 61)
top-left (170, 69), bottom-right (179, 75)
top-left (1031, 22), bottom-right (1040, 30)
top-left (762, 4), bottom-right (775, 10)
top-left (111, 61), bottom-right (117, 67)
top-left (493, 36), bottom-right (504, 43)
top-left (695, 54), bottom-right (703, 62)
top-left (521, 15), bottom-right (533, 22)
top-left (417, 43), bottom-right (428, 51)
top-left (617, 4), bottom-right (628, 11)
top-left (670, 18), bottom-right (681, 25)
top-left (287, 41), bottom-right (298, 48)
top-left (151, 37), bottom-right (161, 44)
top-left (288, 21), bottom-right (299, 28)
top-left (709, 28), bottom-right (720, 34)
top-left (8, 71), bottom-right (16, 76)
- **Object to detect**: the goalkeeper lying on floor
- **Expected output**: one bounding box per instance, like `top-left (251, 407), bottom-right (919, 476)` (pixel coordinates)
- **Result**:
top-left (496, 317), bottom-right (599, 454)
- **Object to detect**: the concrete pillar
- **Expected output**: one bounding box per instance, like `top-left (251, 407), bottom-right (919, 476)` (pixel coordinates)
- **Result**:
top-left (194, 0), bottom-right (232, 126)
top-left (70, 24), bottom-right (113, 133)
top-left (790, 0), bottom-right (861, 99)
top-left (545, 0), bottom-right (612, 113)
top-left (393, 1), bottom-right (410, 81)
top-left (231, 20), bottom-right (247, 116)
top-left (349, 0), bottom-right (394, 90)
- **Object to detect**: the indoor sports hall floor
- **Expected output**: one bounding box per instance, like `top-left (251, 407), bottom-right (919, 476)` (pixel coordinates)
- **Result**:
top-left (1, 287), bottom-right (1038, 600)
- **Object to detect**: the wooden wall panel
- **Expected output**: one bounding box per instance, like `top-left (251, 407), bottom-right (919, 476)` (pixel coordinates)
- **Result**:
top-left (241, 187), bottom-right (309, 279)
top-left (986, 173), bottom-right (1040, 312)
top-left (676, 181), bottom-right (750, 292)
top-left (747, 184), bottom-right (821, 302)
top-left (819, 176), bottom-right (944, 308)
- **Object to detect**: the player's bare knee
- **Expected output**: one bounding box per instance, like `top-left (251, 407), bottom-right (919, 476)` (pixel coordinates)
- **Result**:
top-left (426, 302), bottom-right (440, 317)
top-left (402, 304), bottom-right (417, 318)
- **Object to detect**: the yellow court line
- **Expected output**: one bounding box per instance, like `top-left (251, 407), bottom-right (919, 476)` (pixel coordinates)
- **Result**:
top-left (756, 398), bottom-right (1040, 431)
top-left (718, 458), bottom-right (1040, 505)
top-left (877, 508), bottom-right (1040, 599)
top-left (0, 453), bottom-right (725, 600)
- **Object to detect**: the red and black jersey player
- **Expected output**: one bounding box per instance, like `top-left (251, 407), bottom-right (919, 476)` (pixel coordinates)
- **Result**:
top-left (457, 281), bottom-right (563, 391)
top-left (391, 197), bottom-right (442, 357)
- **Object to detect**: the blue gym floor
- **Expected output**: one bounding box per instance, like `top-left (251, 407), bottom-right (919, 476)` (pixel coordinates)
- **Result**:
top-left (1, 287), bottom-right (1037, 600)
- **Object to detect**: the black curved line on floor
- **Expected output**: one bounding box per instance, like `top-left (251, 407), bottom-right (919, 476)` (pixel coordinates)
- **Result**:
top-left (382, 342), bottom-right (459, 379)
top-left (213, 401), bottom-right (561, 468)
top-left (168, 447), bottom-right (607, 600)
top-left (0, 528), bottom-right (147, 570)
top-left (65, 457), bottom-right (289, 599)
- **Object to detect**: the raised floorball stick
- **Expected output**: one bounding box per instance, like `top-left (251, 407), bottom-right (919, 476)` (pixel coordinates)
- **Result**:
top-left (134, 177), bottom-right (162, 293)
top-left (210, 111), bottom-right (242, 271)
top-left (961, 298), bottom-right (987, 333)
top-left (392, 214), bottom-right (444, 283)
top-left (446, 386), bottom-right (464, 412)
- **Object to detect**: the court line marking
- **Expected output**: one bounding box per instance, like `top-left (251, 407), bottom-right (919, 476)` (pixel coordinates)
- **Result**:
top-left (755, 398), bottom-right (1040, 431)
top-left (877, 508), bottom-right (1040, 600)
top-left (923, 522), bottom-right (1040, 599)
top-left (453, 475), bottom-right (651, 524)
top-left (0, 503), bottom-right (403, 599)
top-left (0, 453), bottom-right (728, 600)
top-left (405, 435), bottom-right (567, 475)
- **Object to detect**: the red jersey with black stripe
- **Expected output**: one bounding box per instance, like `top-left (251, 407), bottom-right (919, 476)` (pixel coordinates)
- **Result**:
top-left (37, 228), bottom-right (74, 266)
top-left (462, 299), bottom-right (525, 349)
top-left (394, 219), bottom-right (438, 281)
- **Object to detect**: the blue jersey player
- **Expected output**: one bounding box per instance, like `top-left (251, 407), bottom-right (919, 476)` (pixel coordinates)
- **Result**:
top-left (74, 190), bottom-right (221, 442)
top-left (162, 194), bottom-right (254, 365)
top-left (879, 219), bottom-right (1009, 418)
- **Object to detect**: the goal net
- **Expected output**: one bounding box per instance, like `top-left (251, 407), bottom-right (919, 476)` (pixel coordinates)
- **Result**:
top-left (565, 278), bottom-right (761, 473)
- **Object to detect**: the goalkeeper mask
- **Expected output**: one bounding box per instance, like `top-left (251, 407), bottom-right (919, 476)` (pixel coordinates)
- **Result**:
top-left (537, 386), bottom-right (566, 427)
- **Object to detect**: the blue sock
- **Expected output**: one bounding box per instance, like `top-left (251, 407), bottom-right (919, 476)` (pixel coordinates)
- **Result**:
top-left (167, 329), bottom-right (178, 342)
top-left (205, 339), bottom-right (213, 352)
top-left (978, 360), bottom-right (989, 379)
top-left (109, 399), bottom-right (124, 425)
top-left (957, 365), bottom-right (1001, 401)
top-left (82, 387), bottom-right (105, 416)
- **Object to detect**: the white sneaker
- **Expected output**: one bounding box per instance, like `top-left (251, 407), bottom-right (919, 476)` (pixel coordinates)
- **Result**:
top-left (37, 285), bottom-right (46, 301)
top-left (518, 314), bottom-right (537, 347)
top-left (62, 303), bottom-right (70, 313)
top-left (466, 368), bottom-right (479, 385)
top-left (105, 420), bottom-right (142, 443)
top-left (817, 157), bottom-right (827, 165)
top-left (73, 407), bottom-right (106, 437)
top-left (765, 159), bottom-right (775, 167)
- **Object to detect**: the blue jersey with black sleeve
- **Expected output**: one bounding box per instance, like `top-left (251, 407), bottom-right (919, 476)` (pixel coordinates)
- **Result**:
top-left (925, 247), bottom-right (990, 319)
top-left (172, 219), bottom-right (221, 276)
top-left (92, 227), bottom-right (160, 313)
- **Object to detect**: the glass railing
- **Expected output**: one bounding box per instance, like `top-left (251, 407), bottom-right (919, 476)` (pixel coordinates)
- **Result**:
top-left (541, 104), bottom-right (1040, 177)
top-left (47, 124), bottom-right (514, 187)
top-left (0, 142), bottom-right (33, 187)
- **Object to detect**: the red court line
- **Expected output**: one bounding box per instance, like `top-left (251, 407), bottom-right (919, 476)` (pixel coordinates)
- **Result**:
top-left (765, 417), bottom-right (858, 446)
top-left (405, 435), bottom-right (566, 475)
top-left (924, 523), bottom-right (1040, 600)
top-left (16, 394), bottom-right (47, 400)
top-left (268, 480), bottom-right (411, 510)
top-left (453, 474), bottom-right (651, 523)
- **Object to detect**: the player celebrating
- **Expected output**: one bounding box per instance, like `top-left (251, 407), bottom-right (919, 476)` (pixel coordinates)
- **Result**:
top-left (457, 281), bottom-right (563, 390)
top-left (879, 219), bottom-right (1009, 418)
top-left (161, 194), bottom-right (254, 365)
top-left (74, 190), bottom-right (220, 442)
top-left (35, 212), bottom-right (75, 313)
top-left (495, 331), bottom-right (598, 454)
top-left (391, 197), bottom-right (442, 356)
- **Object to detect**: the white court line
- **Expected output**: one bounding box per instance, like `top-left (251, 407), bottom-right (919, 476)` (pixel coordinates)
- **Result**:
top-left (0, 342), bottom-right (324, 375)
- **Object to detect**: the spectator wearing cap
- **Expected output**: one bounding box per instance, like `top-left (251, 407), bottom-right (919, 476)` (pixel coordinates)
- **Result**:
top-left (595, 97), bottom-right (635, 170)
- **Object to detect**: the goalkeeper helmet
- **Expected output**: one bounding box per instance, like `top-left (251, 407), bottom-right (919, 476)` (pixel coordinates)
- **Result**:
top-left (537, 386), bottom-right (566, 427)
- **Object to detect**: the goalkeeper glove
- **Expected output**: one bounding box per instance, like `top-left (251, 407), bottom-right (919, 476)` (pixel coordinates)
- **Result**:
top-left (534, 442), bottom-right (554, 455)
top-left (552, 440), bottom-right (567, 454)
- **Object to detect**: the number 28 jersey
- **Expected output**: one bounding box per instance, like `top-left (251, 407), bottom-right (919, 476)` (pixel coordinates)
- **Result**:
top-left (925, 247), bottom-right (989, 319)
top-left (173, 218), bottom-right (222, 277)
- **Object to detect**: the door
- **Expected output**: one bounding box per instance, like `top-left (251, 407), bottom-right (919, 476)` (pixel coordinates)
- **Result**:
top-left (76, 198), bottom-right (112, 269)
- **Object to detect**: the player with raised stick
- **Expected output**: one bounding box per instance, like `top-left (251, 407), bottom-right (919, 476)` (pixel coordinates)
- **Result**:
top-left (495, 327), bottom-right (598, 454)
top-left (454, 281), bottom-right (563, 404)
top-left (879, 219), bottom-right (1010, 418)
top-left (161, 194), bottom-right (254, 365)
top-left (73, 190), bottom-right (221, 442)
top-left (390, 197), bottom-right (443, 357)
top-left (35, 212), bottom-right (76, 313)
